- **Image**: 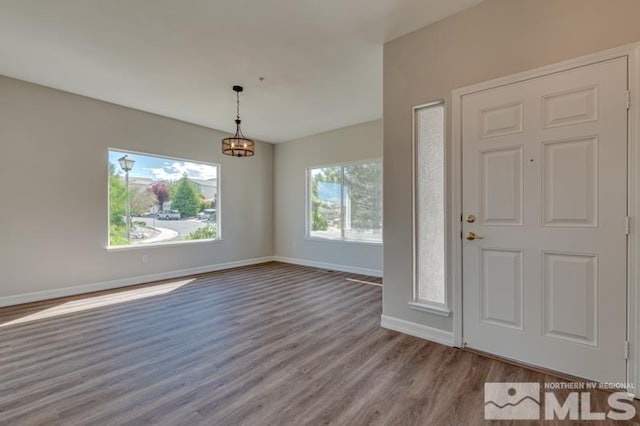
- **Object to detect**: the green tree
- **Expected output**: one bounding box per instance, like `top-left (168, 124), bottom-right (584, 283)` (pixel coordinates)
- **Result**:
top-left (310, 176), bottom-right (328, 231)
top-left (310, 164), bottom-right (382, 233)
top-left (311, 167), bottom-right (341, 231)
top-left (171, 175), bottom-right (203, 218)
top-left (344, 163), bottom-right (383, 232)
top-left (186, 224), bottom-right (217, 240)
top-left (108, 163), bottom-right (128, 245)
top-left (167, 181), bottom-right (178, 200)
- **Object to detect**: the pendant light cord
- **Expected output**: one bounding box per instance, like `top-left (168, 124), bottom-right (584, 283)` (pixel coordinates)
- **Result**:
top-left (236, 91), bottom-right (240, 121)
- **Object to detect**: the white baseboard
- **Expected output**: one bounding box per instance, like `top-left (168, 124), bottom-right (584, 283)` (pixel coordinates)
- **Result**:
top-left (0, 257), bottom-right (274, 308)
top-left (1, 255), bottom-right (382, 308)
top-left (380, 315), bottom-right (454, 346)
top-left (272, 256), bottom-right (382, 278)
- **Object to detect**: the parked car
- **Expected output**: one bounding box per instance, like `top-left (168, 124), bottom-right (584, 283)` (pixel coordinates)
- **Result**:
top-left (196, 208), bottom-right (216, 221)
top-left (157, 210), bottom-right (181, 220)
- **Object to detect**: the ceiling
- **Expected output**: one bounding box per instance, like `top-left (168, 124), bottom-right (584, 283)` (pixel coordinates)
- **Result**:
top-left (0, 0), bottom-right (482, 142)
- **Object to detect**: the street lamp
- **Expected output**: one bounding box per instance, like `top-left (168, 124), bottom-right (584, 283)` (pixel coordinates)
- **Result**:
top-left (118, 155), bottom-right (135, 243)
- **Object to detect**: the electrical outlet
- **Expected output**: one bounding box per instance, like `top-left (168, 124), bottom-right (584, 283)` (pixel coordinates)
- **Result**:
top-left (142, 254), bottom-right (149, 264)
top-left (292, 242), bottom-right (296, 249)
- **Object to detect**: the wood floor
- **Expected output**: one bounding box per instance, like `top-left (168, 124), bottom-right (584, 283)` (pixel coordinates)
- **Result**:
top-left (0, 262), bottom-right (637, 425)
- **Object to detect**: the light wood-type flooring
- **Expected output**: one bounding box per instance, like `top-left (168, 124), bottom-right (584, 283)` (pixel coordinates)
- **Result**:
top-left (0, 262), bottom-right (637, 425)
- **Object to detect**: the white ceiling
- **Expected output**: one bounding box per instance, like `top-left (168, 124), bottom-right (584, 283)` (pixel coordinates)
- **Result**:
top-left (0, 0), bottom-right (482, 142)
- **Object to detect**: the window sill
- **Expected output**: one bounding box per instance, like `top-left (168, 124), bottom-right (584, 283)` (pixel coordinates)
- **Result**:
top-left (408, 301), bottom-right (451, 317)
top-left (106, 238), bottom-right (223, 252)
top-left (304, 236), bottom-right (382, 246)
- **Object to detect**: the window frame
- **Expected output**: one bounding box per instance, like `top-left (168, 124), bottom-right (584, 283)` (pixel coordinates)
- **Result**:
top-left (410, 100), bottom-right (451, 317)
top-left (305, 158), bottom-right (383, 245)
top-left (106, 148), bottom-right (222, 250)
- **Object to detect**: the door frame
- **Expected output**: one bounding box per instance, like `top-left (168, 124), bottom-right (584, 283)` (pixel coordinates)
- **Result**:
top-left (450, 42), bottom-right (640, 392)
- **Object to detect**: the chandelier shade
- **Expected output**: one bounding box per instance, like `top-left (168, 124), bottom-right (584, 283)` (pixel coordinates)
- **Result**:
top-left (222, 86), bottom-right (255, 157)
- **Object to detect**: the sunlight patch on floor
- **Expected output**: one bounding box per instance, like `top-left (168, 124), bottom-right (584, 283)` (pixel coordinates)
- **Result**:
top-left (0, 279), bottom-right (194, 327)
top-left (345, 278), bottom-right (382, 287)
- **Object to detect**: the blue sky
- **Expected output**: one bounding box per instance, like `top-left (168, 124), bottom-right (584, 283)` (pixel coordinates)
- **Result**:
top-left (108, 150), bottom-right (217, 181)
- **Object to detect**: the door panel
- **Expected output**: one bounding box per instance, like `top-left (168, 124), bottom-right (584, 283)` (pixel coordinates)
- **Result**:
top-left (542, 137), bottom-right (598, 227)
top-left (479, 147), bottom-right (523, 226)
top-left (480, 248), bottom-right (524, 330)
top-left (541, 85), bottom-right (598, 129)
top-left (479, 101), bottom-right (524, 138)
top-left (542, 252), bottom-right (598, 346)
top-left (462, 57), bottom-right (628, 382)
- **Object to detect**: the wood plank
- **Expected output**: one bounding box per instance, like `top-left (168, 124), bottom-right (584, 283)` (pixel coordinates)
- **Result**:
top-left (0, 262), bottom-right (636, 425)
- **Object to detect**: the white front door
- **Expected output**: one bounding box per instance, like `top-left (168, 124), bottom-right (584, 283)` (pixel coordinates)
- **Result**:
top-left (462, 57), bottom-right (628, 382)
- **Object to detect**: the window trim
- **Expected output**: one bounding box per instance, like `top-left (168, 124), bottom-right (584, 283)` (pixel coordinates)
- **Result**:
top-left (305, 158), bottom-right (383, 244)
top-left (106, 148), bottom-right (222, 249)
top-left (408, 301), bottom-right (451, 317)
top-left (106, 237), bottom-right (224, 252)
top-left (411, 100), bottom-right (449, 312)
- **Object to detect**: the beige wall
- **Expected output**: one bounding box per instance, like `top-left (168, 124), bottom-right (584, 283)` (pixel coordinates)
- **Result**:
top-left (383, 0), bottom-right (640, 331)
top-left (0, 76), bottom-right (273, 303)
top-left (274, 120), bottom-right (383, 275)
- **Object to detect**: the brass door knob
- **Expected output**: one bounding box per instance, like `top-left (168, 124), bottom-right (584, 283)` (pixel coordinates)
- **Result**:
top-left (465, 214), bottom-right (476, 223)
top-left (466, 232), bottom-right (484, 240)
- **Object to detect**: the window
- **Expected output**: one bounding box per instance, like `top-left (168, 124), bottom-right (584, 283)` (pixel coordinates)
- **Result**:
top-left (108, 149), bottom-right (220, 247)
top-left (308, 161), bottom-right (383, 243)
top-left (413, 102), bottom-right (447, 312)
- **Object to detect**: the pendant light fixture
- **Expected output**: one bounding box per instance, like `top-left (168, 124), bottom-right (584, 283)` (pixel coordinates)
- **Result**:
top-left (222, 85), bottom-right (255, 157)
